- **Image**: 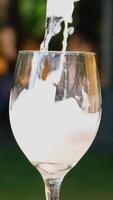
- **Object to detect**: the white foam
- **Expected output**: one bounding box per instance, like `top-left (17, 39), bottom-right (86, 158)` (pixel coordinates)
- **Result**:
top-left (10, 79), bottom-right (100, 164)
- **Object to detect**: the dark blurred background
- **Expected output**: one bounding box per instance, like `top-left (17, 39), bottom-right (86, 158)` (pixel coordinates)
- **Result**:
top-left (0, 0), bottom-right (113, 199)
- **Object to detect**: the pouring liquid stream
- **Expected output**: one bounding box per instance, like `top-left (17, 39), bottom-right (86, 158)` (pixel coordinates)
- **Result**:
top-left (40, 0), bottom-right (79, 85)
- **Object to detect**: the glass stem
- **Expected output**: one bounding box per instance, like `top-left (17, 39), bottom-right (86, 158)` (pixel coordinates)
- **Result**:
top-left (44, 178), bottom-right (62, 200)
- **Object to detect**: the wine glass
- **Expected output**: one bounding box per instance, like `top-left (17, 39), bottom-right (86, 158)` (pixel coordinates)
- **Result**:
top-left (9, 51), bottom-right (101, 200)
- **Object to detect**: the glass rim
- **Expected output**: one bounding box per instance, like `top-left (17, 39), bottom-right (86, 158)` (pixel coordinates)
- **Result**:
top-left (19, 50), bottom-right (96, 56)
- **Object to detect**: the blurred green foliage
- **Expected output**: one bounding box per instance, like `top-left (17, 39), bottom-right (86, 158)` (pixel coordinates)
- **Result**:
top-left (18, 0), bottom-right (46, 38)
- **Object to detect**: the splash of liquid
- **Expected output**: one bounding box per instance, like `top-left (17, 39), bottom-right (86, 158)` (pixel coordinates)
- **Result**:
top-left (41, 0), bottom-right (80, 51)
top-left (41, 0), bottom-right (80, 85)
